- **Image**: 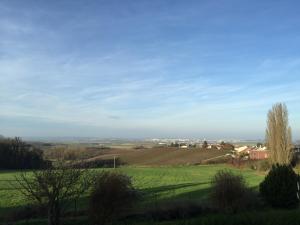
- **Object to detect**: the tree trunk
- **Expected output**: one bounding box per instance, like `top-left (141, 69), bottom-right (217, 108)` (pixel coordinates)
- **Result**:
top-left (54, 202), bottom-right (60, 225)
top-left (48, 202), bottom-right (60, 225)
top-left (48, 206), bottom-right (55, 225)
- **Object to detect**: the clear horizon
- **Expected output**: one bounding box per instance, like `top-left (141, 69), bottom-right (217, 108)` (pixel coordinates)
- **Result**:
top-left (1, 0), bottom-right (300, 139)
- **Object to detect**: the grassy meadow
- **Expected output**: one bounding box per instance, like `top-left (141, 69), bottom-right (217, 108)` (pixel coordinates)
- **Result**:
top-left (0, 164), bottom-right (264, 222)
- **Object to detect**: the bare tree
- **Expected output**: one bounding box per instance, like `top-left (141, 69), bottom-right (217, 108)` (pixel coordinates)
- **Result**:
top-left (16, 163), bottom-right (91, 225)
top-left (266, 103), bottom-right (293, 165)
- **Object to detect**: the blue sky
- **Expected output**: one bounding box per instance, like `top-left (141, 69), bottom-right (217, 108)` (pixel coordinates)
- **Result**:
top-left (1, 0), bottom-right (300, 139)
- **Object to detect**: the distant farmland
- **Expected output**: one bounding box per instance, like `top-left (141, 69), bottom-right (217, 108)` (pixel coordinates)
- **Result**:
top-left (86, 148), bottom-right (231, 166)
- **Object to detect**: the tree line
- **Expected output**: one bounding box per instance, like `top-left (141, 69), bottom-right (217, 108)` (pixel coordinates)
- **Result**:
top-left (0, 137), bottom-right (50, 169)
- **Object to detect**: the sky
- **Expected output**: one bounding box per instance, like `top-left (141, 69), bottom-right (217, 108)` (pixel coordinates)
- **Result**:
top-left (1, 0), bottom-right (300, 140)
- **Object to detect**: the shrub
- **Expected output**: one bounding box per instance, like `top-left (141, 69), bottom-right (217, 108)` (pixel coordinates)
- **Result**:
top-left (246, 160), bottom-right (271, 171)
top-left (205, 156), bottom-right (230, 164)
top-left (210, 170), bottom-right (258, 213)
top-left (259, 164), bottom-right (299, 208)
top-left (89, 172), bottom-right (138, 225)
top-left (220, 142), bottom-right (234, 151)
top-left (291, 154), bottom-right (299, 167)
top-left (257, 160), bottom-right (271, 171)
top-left (144, 200), bottom-right (210, 221)
top-left (71, 158), bottom-right (124, 168)
top-left (8, 204), bottom-right (47, 222)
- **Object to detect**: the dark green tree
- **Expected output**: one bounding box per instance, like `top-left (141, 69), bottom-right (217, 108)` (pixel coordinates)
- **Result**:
top-left (0, 137), bottom-right (49, 169)
top-left (259, 164), bottom-right (299, 208)
top-left (202, 141), bottom-right (208, 149)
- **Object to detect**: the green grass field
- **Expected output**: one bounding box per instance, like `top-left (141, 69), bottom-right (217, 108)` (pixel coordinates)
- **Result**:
top-left (0, 164), bottom-right (264, 221)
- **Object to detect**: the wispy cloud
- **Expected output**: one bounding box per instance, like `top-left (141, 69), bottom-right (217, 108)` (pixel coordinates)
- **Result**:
top-left (1, 0), bottom-right (300, 138)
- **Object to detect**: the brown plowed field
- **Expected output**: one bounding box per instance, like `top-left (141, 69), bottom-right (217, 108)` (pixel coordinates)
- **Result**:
top-left (88, 148), bottom-right (230, 166)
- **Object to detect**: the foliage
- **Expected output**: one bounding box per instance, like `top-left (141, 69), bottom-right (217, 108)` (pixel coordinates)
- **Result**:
top-left (256, 142), bottom-right (264, 148)
top-left (258, 160), bottom-right (271, 171)
top-left (189, 144), bottom-right (197, 148)
top-left (71, 158), bottom-right (124, 168)
top-left (202, 141), bottom-right (208, 149)
top-left (204, 156), bottom-right (230, 164)
top-left (89, 171), bottom-right (138, 225)
top-left (210, 170), bottom-right (258, 212)
top-left (150, 209), bottom-right (300, 225)
top-left (144, 200), bottom-right (210, 222)
top-left (134, 145), bottom-right (146, 149)
top-left (170, 142), bottom-right (179, 148)
top-left (15, 163), bottom-right (92, 225)
top-left (220, 142), bottom-right (234, 151)
top-left (8, 204), bottom-right (47, 222)
top-left (9, 209), bottom-right (300, 225)
top-left (0, 137), bottom-right (50, 169)
top-left (266, 103), bottom-right (293, 165)
top-left (259, 164), bottom-right (299, 208)
top-left (246, 160), bottom-right (271, 171)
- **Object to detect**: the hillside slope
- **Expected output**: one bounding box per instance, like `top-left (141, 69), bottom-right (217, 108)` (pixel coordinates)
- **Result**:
top-left (90, 148), bottom-right (230, 166)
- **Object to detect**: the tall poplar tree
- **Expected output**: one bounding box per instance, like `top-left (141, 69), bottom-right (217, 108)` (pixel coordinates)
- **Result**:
top-left (266, 103), bottom-right (293, 165)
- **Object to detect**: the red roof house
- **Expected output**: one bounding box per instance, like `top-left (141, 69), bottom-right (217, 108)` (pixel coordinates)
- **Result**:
top-left (249, 149), bottom-right (270, 160)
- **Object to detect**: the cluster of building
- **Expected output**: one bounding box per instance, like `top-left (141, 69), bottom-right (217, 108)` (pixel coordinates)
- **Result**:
top-left (234, 146), bottom-right (270, 160)
top-left (159, 142), bottom-right (223, 149)
top-left (152, 138), bottom-right (300, 162)
top-left (232, 144), bottom-right (300, 161)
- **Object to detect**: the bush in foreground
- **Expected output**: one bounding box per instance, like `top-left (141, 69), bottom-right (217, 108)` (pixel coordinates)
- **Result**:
top-left (259, 164), bottom-right (299, 208)
top-left (89, 172), bottom-right (138, 225)
top-left (246, 160), bottom-right (271, 171)
top-left (144, 200), bottom-right (211, 222)
top-left (16, 164), bottom-right (90, 225)
top-left (151, 209), bottom-right (300, 225)
top-left (210, 170), bottom-right (259, 213)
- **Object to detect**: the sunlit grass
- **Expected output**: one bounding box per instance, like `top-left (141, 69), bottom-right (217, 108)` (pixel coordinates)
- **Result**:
top-left (0, 164), bottom-right (264, 218)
